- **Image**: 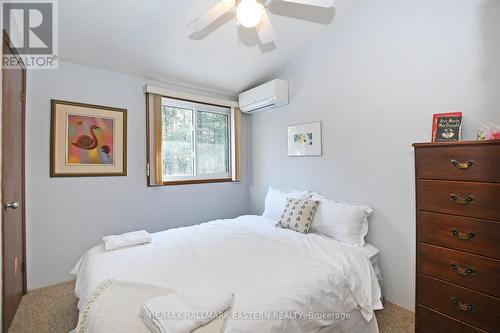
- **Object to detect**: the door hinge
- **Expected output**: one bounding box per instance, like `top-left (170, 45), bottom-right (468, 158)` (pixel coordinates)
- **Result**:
top-left (146, 163), bottom-right (150, 177)
top-left (21, 92), bottom-right (26, 102)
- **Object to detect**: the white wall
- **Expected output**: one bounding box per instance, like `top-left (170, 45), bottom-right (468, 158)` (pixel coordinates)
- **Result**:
top-left (26, 62), bottom-right (250, 289)
top-left (248, 0), bottom-right (500, 311)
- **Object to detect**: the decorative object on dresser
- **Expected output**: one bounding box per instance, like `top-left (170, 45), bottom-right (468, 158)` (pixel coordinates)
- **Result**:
top-left (413, 140), bottom-right (500, 333)
top-left (432, 112), bottom-right (463, 142)
top-left (51, 100), bottom-right (127, 177)
top-left (477, 123), bottom-right (500, 141)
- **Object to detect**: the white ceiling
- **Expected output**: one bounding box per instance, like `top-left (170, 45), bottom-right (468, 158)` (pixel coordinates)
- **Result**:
top-left (59, 0), bottom-right (362, 96)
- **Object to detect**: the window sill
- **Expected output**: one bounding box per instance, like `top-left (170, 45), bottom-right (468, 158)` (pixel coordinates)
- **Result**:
top-left (161, 177), bottom-right (236, 186)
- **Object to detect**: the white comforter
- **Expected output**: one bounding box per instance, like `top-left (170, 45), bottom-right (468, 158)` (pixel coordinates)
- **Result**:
top-left (72, 215), bottom-right (382, 333)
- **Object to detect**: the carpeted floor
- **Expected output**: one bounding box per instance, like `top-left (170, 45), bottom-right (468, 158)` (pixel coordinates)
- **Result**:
top-left (8, 281), bottom-right (415, 333)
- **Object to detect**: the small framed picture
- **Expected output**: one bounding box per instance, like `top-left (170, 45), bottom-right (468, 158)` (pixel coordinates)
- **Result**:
top-left (287, 122), bottom-right (322, 157)
top-left (50, 100), bottom-right (127, 177)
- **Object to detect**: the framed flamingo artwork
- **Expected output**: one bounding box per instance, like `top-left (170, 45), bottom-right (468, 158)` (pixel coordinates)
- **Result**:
top-left (50, 100), bottom-right (127, 177)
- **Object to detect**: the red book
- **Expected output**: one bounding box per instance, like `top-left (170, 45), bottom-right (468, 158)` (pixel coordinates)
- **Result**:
top-left (432, 112), bottom-right (462, 142)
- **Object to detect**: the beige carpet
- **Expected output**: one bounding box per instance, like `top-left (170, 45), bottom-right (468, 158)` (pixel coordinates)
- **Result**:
top-left (8, 281), bottom-right (414, 333)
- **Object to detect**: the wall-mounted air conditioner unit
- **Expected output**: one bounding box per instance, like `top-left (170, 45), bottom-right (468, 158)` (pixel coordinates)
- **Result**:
top-left (239, 79), bottom-right (289, 113)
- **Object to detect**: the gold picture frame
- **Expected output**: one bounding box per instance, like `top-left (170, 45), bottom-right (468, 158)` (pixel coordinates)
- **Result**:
top-left (50, 99), bottom-right (127, 177)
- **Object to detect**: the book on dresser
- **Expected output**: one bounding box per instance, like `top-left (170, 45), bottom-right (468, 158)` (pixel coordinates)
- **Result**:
top-left (412, 140), bottom-right (500, 333)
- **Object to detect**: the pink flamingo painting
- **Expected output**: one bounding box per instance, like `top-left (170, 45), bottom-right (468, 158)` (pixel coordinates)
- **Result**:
top-left (72, 125), bottom-right (100, 150)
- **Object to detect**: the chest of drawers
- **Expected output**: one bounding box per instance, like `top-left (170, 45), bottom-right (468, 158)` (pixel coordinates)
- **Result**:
top-left (413, 140), bottom-right (500, 333)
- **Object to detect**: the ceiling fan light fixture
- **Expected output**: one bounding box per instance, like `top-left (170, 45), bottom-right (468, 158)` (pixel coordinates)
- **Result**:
top-left (237, 0), bottom-right (264, 28)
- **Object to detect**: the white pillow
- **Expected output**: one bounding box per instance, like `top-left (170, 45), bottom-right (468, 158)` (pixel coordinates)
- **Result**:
top-left (310, 194), bottom-right (373, 247)
top-left (262, 187), bottom-right (309, 221)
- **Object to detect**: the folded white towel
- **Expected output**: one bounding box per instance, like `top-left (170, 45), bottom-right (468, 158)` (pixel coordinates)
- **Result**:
top-left (140, 290), bottom-right (233, 333)
top-left (102, 230), bottom-right (152, 251)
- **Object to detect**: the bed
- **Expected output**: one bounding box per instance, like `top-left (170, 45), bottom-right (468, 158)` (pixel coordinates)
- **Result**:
top-left (71, 215), bottom-right (383, 333)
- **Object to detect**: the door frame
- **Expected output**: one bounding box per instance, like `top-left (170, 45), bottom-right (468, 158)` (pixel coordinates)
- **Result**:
top-left (1, 30), bottom-right (27, 331)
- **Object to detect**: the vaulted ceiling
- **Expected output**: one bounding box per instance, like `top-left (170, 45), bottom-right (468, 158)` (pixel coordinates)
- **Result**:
top-left (59, 0), bottom-right (362, 95)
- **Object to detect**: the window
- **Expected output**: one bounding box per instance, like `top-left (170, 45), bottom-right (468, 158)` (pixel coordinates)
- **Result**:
top-left (161, 98), bottom-right (230, 181)
top-left (147, 94), bottom-right (241, 186)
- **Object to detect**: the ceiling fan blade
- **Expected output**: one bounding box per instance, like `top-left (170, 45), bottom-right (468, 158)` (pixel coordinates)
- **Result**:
top-left (257, 11), bottom-right (275, 45)
top-left (280, 0), bottom-right (334, 8)
top-left (188, 0), bottom-right (235, 33)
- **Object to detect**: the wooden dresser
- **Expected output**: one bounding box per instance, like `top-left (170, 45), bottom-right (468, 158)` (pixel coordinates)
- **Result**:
top-left (413, 140), bottom-right (500, 333)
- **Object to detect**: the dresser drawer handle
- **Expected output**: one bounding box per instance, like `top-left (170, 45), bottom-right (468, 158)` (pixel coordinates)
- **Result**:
top-left (451, 297), bottom-right (475, 312)
top-left (450, 159), bottom-right (475, 169)
top-left (450, 263), bottom-right (474, 276)
top-left (450, 194), bottom-right (475, 205)
top-left (451, 229), bottom-right (475, 240)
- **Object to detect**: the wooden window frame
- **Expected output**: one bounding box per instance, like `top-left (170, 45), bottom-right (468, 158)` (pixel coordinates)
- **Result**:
top-left (146, 93), bottom-right (241, 187)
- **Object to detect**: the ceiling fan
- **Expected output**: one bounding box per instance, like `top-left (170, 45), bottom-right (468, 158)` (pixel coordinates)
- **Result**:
top-left (188, 0), bottom-right (335, 45)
